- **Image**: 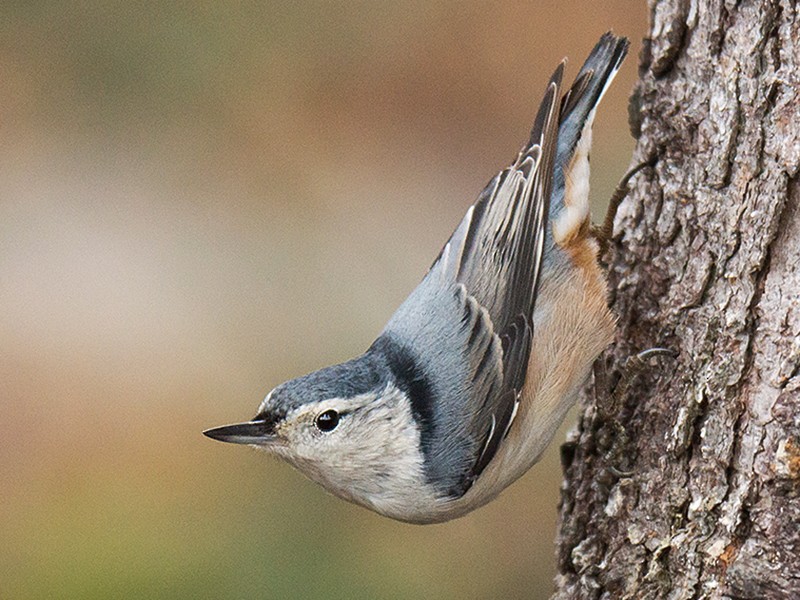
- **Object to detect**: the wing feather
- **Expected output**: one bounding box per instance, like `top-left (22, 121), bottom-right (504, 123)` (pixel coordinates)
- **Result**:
top-left (434, 65), bottom-right (564, 486)
top-left (380, 37), bottom-right (628, 498)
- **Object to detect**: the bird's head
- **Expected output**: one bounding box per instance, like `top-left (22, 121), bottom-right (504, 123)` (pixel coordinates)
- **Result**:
top-left (203, 356), bottom-right (441, 521)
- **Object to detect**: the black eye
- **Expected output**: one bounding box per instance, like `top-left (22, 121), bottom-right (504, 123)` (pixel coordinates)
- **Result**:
top-left (315, 409), bottom-right (340, 432)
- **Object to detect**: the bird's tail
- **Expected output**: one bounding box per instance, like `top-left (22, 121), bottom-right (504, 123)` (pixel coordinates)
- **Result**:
top-left (541, 33), bottom-right (629, 244)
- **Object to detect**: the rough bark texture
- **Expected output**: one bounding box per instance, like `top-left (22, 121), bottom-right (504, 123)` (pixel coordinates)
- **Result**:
top-left (554, 1), bottom-right (800, 598)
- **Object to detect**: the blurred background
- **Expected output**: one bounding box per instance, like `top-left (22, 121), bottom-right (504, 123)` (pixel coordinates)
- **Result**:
top-left (1, 2), bottom-right (648, 598)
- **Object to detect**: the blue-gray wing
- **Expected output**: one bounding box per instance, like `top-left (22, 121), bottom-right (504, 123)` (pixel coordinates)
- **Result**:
top-left (380, 34), bottom-right (628, 498)
top-left (434, 66), bottom-right (563, 487)
top-left (379, 66), bottom-right (563, 498)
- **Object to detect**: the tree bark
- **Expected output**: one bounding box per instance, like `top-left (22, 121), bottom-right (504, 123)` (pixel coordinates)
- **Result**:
top-left (554, 2), bottom-right (800, 598)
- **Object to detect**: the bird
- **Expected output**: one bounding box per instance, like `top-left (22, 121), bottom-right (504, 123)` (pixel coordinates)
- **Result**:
top-left (204, 33), bottom-right (627, 524)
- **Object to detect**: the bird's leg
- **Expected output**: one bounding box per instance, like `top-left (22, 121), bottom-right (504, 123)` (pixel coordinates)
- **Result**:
top-left (592, 358), bottom-right (632, 476)
top-left (592, 155), bottom-right (657, 254)
top-left (595, 347), bottom-right (676, 477)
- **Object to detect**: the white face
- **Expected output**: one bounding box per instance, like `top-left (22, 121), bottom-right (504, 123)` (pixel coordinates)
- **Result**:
top-left (258, 384), bottom-right (440, 519)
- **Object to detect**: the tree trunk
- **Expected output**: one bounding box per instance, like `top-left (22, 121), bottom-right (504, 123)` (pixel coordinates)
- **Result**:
top-left (554, 2), bottom-right (800, 598)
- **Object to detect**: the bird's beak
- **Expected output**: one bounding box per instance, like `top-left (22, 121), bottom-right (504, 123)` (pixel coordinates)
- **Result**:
top-left (203, 419), bottom-right (276, 445)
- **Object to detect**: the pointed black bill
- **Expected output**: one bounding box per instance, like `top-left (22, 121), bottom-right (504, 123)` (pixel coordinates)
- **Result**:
top-left (203, 419), bottom-right (275, 445)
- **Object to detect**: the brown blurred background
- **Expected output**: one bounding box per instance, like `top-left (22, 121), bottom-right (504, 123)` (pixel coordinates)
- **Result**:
top-left (1, 2), bottom-right (648, 598)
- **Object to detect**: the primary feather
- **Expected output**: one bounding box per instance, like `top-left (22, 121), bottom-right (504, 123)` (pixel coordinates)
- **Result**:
top-left (379, 64), bottom-right (563, 498)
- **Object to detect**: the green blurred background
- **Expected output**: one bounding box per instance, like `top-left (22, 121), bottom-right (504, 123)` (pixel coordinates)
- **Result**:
top-left (1, 2), bottom-right (647, 598)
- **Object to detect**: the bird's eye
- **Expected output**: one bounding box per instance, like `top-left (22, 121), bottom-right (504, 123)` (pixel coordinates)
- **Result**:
top-left (315, 409), bottom-right (340, 432)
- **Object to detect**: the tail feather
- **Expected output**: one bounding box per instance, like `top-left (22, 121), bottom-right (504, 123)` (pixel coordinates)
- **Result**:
top-left (546, 32), bottom-right (629, 241)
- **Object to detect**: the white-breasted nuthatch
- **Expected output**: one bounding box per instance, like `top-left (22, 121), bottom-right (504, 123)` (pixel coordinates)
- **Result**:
top-left (204, 33), bottom-right (627, 524)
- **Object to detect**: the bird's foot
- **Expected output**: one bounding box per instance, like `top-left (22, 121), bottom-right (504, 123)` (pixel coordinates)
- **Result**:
top-left (594, 347), bottom-right (677, 477)
top-left (592, 155), bottom-right (657, 255)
